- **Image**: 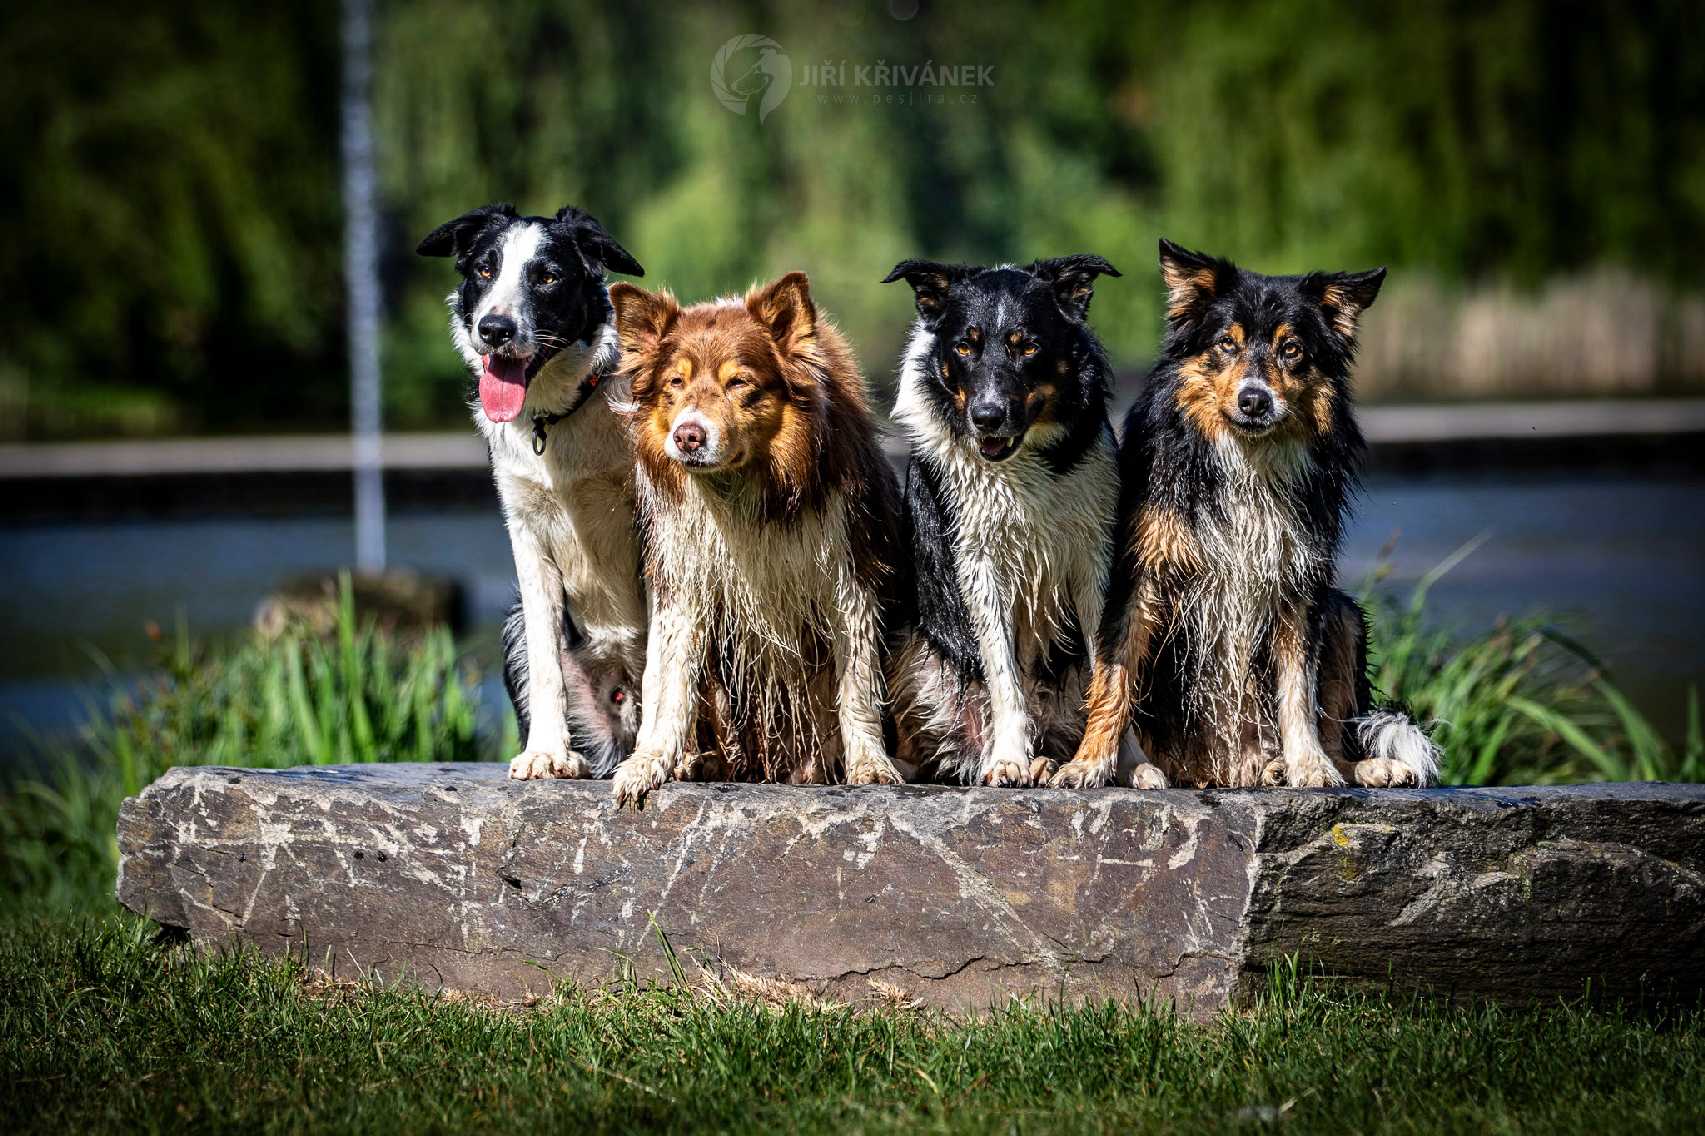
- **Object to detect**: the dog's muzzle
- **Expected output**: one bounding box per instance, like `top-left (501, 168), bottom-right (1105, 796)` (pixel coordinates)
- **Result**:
top-left (1226, 382), bottom-right (1284, 433)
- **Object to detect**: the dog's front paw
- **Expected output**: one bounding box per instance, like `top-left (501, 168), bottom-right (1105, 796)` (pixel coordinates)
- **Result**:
top-left (1353, 756), bottom-right (1417, 788)
top-left (845, 747), bottom-right (905, 786)
top-left (981, 743), bottom-right (1043, 787)
top-left (1049, 758), bottom-right (1112, 790)
top-left (1283, 753), bottom-right (1346, 789)
top-left (611, 749), bottom-right (677, 807)
top-left (1124, 762), bottom-right (1169, 790)
top-left (509, 749), bottom-right (590, 780)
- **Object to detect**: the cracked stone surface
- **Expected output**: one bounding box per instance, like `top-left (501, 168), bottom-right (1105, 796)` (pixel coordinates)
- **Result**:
top-left (116, 766), bottom-right (1705, 1014)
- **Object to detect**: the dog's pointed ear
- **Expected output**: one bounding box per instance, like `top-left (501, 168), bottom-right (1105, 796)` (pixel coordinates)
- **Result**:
top-left (881, 259), bottom-right (970, 323)
top-left (1301, 267), bottom-right (1387, 339)
top-left (1158, 238), bottom-right (1236, 331)
top-left (1032, 254), bottom-right (1121, 320)
top-left (416, 203), bottom-right (516, 259)
top-left (609, 283), bottom-right (678, 360)
top-left (553, 205), bottom-right (644, 279)
top-left (747, 271), bottom-right (817, 354)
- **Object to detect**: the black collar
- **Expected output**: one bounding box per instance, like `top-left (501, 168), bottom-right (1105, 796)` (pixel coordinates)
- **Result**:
top-left (530, 370), bottom-right (608, 455)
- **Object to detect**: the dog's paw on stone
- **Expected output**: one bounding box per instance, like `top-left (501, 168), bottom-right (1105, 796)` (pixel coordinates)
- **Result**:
top-left (1353, 756), bottom-right (1417, 788)
top-left (1043, 760), bottom-right (1111, 788)
top-left (611, 751), bottom-right (675, 807)
top-left (846, 749), bottom-right (905, 786)
top-left (1284, 755), bottom-right (1346, 789)
top-left (1124, 762), bottom-right (1169, 790)
top-left (509, 749), bottom-right (590, 780)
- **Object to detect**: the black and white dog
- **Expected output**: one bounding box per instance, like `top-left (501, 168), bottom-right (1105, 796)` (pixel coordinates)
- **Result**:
top-left (882, 257), bottom-right (1162, 787)
top-left (417, 203), bottom-right (645, 780)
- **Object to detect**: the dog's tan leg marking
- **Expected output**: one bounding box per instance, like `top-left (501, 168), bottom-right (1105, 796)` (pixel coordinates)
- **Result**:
top-left (612, 598), bottom-right (700, 807)
top-left (836, 570), bottom-right (904, 786)
top-left (1052, 580), bottom-right (1163, 789)
top-left (1269, 601), bottom-right (1345, 789)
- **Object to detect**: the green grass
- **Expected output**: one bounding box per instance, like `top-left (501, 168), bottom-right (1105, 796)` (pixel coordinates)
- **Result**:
top-left (0, 915), bottom-right (1699, 1135)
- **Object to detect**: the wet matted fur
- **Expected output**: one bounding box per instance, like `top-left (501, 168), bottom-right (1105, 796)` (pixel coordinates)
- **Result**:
top-left (607, 273), bottom-right (909, 806)
top-left (1054, 239), bottom-right (1441, 790)
top-left (882, 256), bottom-right (1149, 787)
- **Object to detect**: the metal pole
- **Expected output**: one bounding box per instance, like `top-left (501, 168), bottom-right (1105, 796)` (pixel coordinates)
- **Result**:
top-left (341, 0), bottom-right (385, 573)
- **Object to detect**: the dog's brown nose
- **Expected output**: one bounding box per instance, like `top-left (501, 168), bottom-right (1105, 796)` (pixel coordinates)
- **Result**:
top-left (673, 422), bottom-right (706, 453)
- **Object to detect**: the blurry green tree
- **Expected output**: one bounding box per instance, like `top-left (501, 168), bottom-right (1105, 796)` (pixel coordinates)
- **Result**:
top-left (4, 0), bottom-right (1701, 438)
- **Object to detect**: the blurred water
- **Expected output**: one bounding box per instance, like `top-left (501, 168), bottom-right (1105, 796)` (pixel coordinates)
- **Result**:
top-left (2, 473), bottom-right (1701, 767)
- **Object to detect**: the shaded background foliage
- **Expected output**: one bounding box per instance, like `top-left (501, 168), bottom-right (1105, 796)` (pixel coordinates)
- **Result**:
top-left (3, 0), bottom-right (1702, 439)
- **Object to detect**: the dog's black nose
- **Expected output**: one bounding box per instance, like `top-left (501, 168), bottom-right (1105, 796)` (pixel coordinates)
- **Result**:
top-left (1237, 386), bottom-right (1274, 419)
top-left (478, 314), bottom-right (517, 347)
top-left (969, 398), bottom-right (1012, 434)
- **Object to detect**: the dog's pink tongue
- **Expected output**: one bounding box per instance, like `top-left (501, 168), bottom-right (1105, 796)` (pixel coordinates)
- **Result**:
top-left (479, 355), bottom-right (529, 422)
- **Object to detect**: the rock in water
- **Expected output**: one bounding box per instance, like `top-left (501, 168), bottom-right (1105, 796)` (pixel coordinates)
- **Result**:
top-left (116, 766), bottom-right (1705, 1014)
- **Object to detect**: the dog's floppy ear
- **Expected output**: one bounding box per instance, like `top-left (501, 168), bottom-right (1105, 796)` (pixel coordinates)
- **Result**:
top-left (555, 205), bottom-right (645, 280)
top-left (881, 259), bottom-right (971, 323)
top-left (609, 283), bottom-right (678, 364)
top-left (747, 271), bottom-right (817, 355)
top-left (1032, 254), bottom-right (1121, 320)
top-left (416, 203), bottom-right (516, 259)
top-left (1158, 239), bottom-right (1235, 331)
top-left (1300, 267), bottom-right (1387, 339)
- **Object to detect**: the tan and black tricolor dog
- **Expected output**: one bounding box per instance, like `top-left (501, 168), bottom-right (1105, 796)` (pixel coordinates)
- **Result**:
top-left (606, 273), bottom-right (909, 806)
top-left (1053, 240), bottom-right (1441, 790)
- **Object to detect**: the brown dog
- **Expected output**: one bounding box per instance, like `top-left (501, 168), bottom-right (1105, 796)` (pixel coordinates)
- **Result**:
top-left (606, 273), bottom-right (909, 805)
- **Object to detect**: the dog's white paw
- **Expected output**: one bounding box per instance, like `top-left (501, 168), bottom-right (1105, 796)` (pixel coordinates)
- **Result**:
top-left (509, 749), bottom-right (590, 781)
top-left (981, 752), bottom-right (1047, 788)
top-left (1124, 762), bottom-right (1170, 790)
top-left (1049, 758), bottom-right (1113, 790)
top-left (1353, 756), bottom-right (1417, 788)
top-left (611, 750), bottom-right (676, 808)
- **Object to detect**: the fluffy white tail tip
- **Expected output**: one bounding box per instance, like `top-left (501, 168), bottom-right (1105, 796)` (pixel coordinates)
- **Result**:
top-left (1356, 709), bottom-right (1442, 787)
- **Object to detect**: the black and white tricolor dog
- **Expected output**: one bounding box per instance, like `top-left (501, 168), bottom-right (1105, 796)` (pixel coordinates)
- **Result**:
top-left (1052, 239), bottom-right (1440, 790)
top-left (882, 256), bottom-right (1162, 787)
top-left (417, 203), bottom-right (645, 780)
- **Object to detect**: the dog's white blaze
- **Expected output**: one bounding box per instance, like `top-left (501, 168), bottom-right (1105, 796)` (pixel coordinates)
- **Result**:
top-left (892, 324), bottom-right (1117, 783)
top-left (471, 222), bottom-right (546, 346)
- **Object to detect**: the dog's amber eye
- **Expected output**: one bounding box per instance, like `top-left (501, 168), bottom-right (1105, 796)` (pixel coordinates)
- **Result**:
top-left (1280, 339), bottom-right (1303, 362)
top-left (954, 341), bottom-right (973, 357)
top-left (1021, 343), bottom-right (1038, 357)
top-left (540, 273), bottom-right (557, 287)
top-left (478, 266), bottom-right (493, 280)
top-left (1215, 334), bottom-right (1238, 353)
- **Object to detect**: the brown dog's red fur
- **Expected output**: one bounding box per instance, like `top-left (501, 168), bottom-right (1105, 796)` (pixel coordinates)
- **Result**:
top-left (607, 274), bottom-right (907, 804)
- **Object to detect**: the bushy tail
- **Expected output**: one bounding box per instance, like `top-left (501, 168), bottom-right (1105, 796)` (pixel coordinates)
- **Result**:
top-left (1352, 707), bottom-right (1442, 787)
